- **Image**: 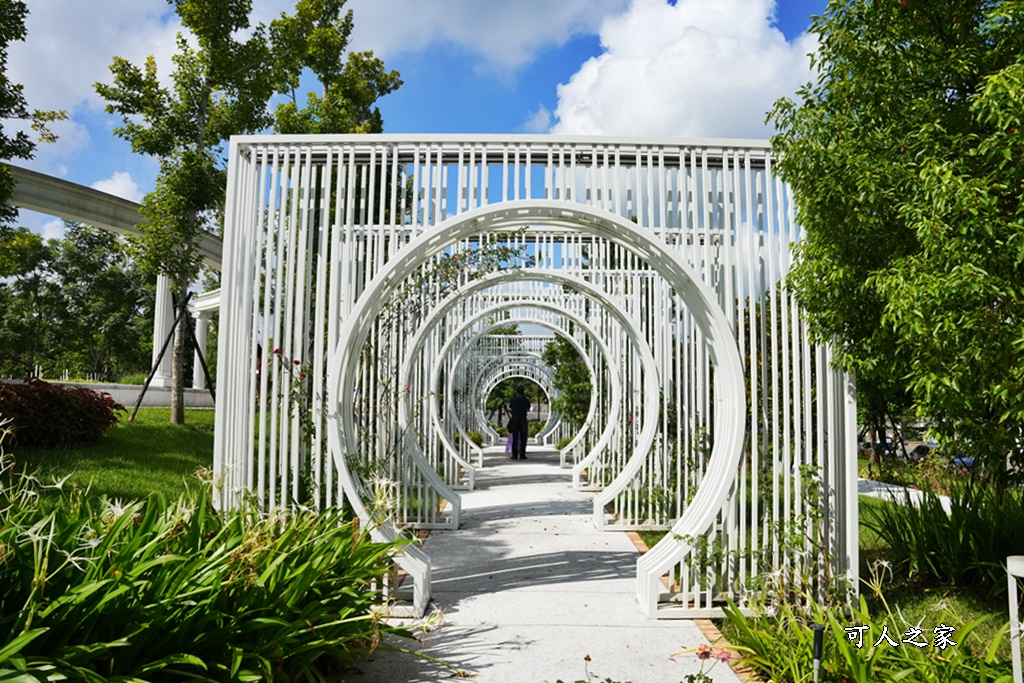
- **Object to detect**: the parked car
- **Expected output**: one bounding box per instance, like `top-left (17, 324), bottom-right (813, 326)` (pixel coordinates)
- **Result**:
top-left (908, 443), bottom-right (938, 462)
top-left (859, 438), bottom-right (905, 458)
top-left (906, 442), bottom-right (975, 471)
top-left (952, 454), bottom-right (976, 471)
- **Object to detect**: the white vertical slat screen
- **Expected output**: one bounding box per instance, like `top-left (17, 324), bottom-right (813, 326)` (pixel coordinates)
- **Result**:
top-left (215, 135), bottom-right (857, 618)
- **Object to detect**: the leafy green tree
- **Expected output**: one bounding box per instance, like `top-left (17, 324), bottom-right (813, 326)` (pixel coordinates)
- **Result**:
top-left (269, 0), bottom-right (402, 135)
top-left (486, 378), bottom-right (517, 425)
top-left (0, 0), bottom-right (65, 225)
top-left (269, 0), bottom-right (405, 239)
top-left (0, 223), bottom-right (151, 381)
top-left (771, 0), bottom-right (1024, 485)
top-left (96, 0), bottom-right (401, 424)
top-left (50, 223), bottom-right (151, 380)
top-left (542, 336), bottom-right (591, 428)
top-left (0, 226), bottom-right (60, 377)
top-left (95, 0), bottom-right (281, 423)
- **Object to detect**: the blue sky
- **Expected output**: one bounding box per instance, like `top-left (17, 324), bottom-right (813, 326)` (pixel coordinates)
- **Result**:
top-left (8, 0), bottom-right (827, 239)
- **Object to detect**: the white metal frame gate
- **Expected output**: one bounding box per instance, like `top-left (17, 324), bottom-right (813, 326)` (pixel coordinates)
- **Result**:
top-left (214, 134), bottom-right (859, 618)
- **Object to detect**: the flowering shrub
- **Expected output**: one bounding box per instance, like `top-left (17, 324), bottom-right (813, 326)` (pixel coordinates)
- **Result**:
top-left (0, 379), bottom-right (123, 448)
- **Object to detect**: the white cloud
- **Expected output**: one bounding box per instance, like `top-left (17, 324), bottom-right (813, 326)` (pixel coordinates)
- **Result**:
top-left (9, 211), bottom-right (65, 240)
top-left (39, 217), bottom-right (66, 242)
top-left (551, 0), bottom-right (817, 139)
top-left (92, 172), bottom-right (144, 203)
top-left (347, 0), bottom-right (629, 70)
top-left (522, 105), bottom-right (552, 133)
top-left (5, 1), bottom-right (184, 181)
top-left (10, 1), bottom-right (183, 115)
top-left (1, 116), bottom-right (91, 179)
top-left (28, 120), bottom-right (92, 176)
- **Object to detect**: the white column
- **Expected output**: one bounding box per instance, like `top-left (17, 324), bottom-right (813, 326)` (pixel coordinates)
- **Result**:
top-left (1009, 555), bottom-right (1024, 683)
top-left (150, 273), bottom-right (174, 388)
top-left (193, 312), bottom-right (209, 389)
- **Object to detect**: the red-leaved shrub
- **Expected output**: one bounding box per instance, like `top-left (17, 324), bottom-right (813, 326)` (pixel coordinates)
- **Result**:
top-left (0, 380), bottom-right (124, 448)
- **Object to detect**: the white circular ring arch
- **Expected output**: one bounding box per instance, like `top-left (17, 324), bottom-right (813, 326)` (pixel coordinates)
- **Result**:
top-left (392, 268), bottom-right (659, 501)
top-left (325, 199), bottom-right (746, 617)
top-left (410, 301), bottom-right (619, 475)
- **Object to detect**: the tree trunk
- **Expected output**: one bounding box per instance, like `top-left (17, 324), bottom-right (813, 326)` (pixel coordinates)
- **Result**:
top-left (170, 281), bottom-right (188, 424)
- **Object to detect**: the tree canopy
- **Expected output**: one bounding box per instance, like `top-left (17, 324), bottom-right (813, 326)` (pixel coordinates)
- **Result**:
top-left (542, 336), bottom-right (591, 429)
top-left (269, 0), bottom-right (401, 135)
top-left (0, 223), bottom-right (151, 381)
top-left (772, 0), bottom-right (1024, 483)
top-left (95, 0), bottom-right (400, 422)
top-left (0, 0), bottom-right (64, 225)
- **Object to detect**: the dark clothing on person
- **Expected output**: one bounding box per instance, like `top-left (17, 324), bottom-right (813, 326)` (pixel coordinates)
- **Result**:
top-left (508, 391), bottom-right (531, 460)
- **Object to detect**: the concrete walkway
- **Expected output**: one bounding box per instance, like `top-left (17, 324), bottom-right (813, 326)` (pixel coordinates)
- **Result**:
top-left (345, 446), bottom-right (741, 683)
top-left (858, 478), bottom-right (953, 514)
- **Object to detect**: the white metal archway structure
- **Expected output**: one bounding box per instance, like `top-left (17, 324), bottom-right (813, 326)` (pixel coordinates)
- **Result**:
top-left (407, 298), bottom-right (620, 477)
top-left (324, 206), bottom-right (742, 619)
top-left (435, 308), bottom-right (607, 460)
top-left (434, 324), bottom-right (560, 459)
top-left (215, 134), bottom-right (859, 619)
top-left (440, 309), bottom-right (606, 461)
top-left (387, 267), bottom-right (662, 518)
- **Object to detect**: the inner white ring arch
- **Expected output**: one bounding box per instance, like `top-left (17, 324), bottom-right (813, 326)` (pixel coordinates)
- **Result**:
top-left (325, 199), bottom-right (747, 612)
top-left (401, 299), bottom-right (614, 471)
top-left (415, 303), bottom-right (617, 468)
top-left (392, 268), bottom-right (660, 498)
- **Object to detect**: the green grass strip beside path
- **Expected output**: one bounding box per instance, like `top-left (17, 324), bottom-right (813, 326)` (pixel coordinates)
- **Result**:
top-left (12, 407), bottom-right (214, 502)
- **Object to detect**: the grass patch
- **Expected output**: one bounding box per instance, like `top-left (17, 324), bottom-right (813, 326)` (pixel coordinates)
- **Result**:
top-left (858, 494), bottom-right (891, 554)
top-left (857, 492), bottom-right (1011, 659)
top-left (863, 571), bottom-right (1011, 661)
top-left (11, 407), bottom-right (214, 501)
top-left (711, 495), bottom-right (1011, 664)
top-left (863, 484), bottom-right (1024, 595)
top-left (637, 528), bottom-right (665, 551)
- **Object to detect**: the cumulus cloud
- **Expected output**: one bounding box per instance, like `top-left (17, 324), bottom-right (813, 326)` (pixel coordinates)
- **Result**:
top-left (1, 116), bottom-right (91, 180)
top-left (5, 211), bottom-right (65, 241)
top-left (10, 0), bottom-right (624, 178)
top-left (5, 1), bottom-right (185, 179)
top-left (522, 105), bottom-right (553, 133)
top-left (551, 0), bottom-right (817, 139)
top-left (92, 172), bottom-right (144, 203)
top-left (10, 1), bottom-right (183, 114)
top-left (38, 217), bottom-right (66, 242)
top-left (29, 120), bottom-right (91, 173)
top-left (347, 0), bottom-right (629, 70)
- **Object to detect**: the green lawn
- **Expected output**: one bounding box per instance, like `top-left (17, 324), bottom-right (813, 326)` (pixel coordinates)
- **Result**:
top-left (858, 493), bottom-right (1011, 660)
top-left (10, 407), bottom-right (215, 501)
top-left (637, 494), bottom-right (1011, 661)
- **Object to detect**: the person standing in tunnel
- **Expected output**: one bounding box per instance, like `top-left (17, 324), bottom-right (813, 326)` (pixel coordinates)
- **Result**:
top-left (508, 385), bottom-right (531, 460)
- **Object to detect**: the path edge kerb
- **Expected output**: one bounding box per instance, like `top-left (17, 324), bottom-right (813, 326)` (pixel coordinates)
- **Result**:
top-left (626, 531), bottom-right (762, 683)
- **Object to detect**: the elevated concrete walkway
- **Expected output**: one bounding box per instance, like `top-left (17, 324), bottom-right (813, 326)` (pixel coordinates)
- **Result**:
top-left (347, 445), bottom-right (742, 683)
top-left (1, 380), bottom-right (215, 409)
